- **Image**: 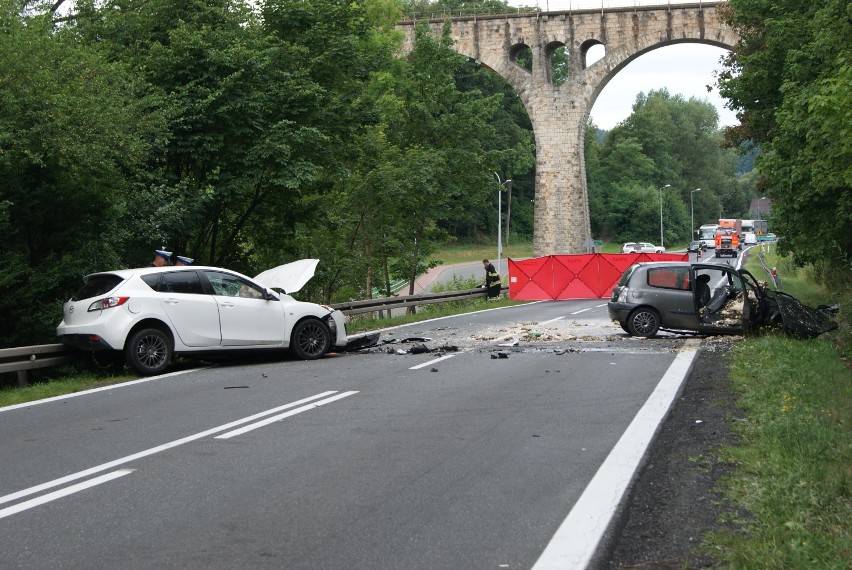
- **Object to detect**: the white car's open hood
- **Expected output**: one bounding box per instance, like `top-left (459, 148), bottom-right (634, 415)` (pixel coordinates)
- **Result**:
top-left (254, 259), bottom-right (319, 294)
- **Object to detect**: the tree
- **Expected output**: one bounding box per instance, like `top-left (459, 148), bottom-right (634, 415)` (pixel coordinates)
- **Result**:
top-left (718, 0), bottom-right (852, 269)
top-left (0, 2), bottom-right (166, 344)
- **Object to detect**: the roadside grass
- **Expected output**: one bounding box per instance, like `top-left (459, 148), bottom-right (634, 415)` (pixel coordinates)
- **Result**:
top-left (431, 241), bottom-right (533, 264)
top-left (0, 371), bottom-right (137, 407)
top-left (703, 244), bottom-right (852, 568)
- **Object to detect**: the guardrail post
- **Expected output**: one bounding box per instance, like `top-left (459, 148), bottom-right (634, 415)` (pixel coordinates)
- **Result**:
top-left (17, 370), bottom-right (29, 388)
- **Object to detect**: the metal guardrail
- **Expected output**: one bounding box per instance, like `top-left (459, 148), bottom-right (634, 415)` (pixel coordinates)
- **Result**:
top-left (1, 287), bottom-right (498, 386)
top-left (331, 287), bottom-right (493, 315)
top-left (0, 344), bottom-right (78, 387)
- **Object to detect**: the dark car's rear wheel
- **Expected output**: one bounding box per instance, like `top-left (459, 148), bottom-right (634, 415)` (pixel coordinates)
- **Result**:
top-left (289, 318), bottom-right (332, 360)
top-left (627, 308), bottom-right (661, 338)
top-left (125, 327), bottom-right (172, 375)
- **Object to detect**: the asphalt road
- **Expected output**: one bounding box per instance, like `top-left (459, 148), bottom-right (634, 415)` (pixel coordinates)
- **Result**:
top-left (0, 301), bottom-right (699, 570)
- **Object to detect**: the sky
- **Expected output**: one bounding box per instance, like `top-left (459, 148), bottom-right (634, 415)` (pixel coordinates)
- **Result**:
top-left (506, 0), bottom-right (738, 130)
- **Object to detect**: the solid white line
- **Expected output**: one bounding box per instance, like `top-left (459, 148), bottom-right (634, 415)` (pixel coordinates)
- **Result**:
top-left (0, 391), bottom-right (338, 506)
top-left (532, 340), bottom-right (700, 570)
top-left (409, 354), bottom-right (456, 370)
top-left (0, 470), bottom-right (134, 520)
top-left (0, 368), bottom-right (209, 413)
top-left (215, 391), bottom-right (359, 439)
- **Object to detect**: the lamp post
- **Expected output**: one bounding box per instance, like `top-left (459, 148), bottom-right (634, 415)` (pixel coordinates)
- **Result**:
top-left (658, 184), bottom-right (671, 247)
top-left (757, 196), bottom-right (766, 220)
top-left (690, 188), bottom-right (701, 240)
top-left (494, 173), bottom-right (512, 276)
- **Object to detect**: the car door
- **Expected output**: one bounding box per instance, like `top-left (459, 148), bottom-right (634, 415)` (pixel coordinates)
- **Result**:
top-left (692, 265), bottom-right (749, 333)
top-left (152, 270), bottom-right (222, 347)
top-left (202, 270), bottom-right (286, 346)
top-left (644, 266), bottom-right (697, 328)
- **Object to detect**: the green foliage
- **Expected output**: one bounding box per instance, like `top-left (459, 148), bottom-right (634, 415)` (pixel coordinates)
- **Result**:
top-left (586, 90), bottom-right (742, 243)
top-left (719, 0), bottom-right (852, 270)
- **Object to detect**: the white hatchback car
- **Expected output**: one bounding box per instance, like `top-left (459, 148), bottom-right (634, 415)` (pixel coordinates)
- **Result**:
top-left (56, 264), bottom-right (347, 375)
top-left (636, 242), bottom-right (666, 253)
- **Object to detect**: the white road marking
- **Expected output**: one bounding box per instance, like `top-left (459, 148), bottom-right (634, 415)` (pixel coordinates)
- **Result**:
top-left (409, 354), bottom-right (456, 370)
top-left (570, 308), bottom-right (592, 314)
top-left (0, 470), bottom-right (134, 520)
top-left (595, 303), bottom-right (607, 307)
top-left (0, 391), bottom-right (338, 506)
top-left (540, 317), bottom-right (565, 325)
top-left (215, 391), bottom-right (359, 439)
top-left (532, 340), bottom-right (701, 570)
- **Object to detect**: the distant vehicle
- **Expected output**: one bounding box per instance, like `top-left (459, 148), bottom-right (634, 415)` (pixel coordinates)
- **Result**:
top-left (687, 240), bottom-right (706, 253)
top-left (57, 263), bottom-right (348, 375)
top-left (718, 219), bottom-right (743, 250)
top-left (622, 242), bottom-right (665, 254)
top-left (608, 262), bottom-right (838, 338)
top-left (744, 232), bottom-right (758, 245)
top-left (715, 229), bottom-right (740, 257)
top-left (636, 242), bottom-right (666, 253)
top-left (759, 232), bottom-right (778, 242)
top-left (696, 224), bottom-right (719, 249)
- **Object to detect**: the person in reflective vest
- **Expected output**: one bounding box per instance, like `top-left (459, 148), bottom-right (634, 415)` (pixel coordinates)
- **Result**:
top-left (482, 259), bottom-right (502, 299)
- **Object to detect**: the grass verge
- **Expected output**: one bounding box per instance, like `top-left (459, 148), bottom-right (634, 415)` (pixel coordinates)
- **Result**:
top-left (703, 245), bottom-right (852, 568)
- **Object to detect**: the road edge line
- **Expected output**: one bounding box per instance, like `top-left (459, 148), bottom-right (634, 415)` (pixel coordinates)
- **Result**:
top-left (531, 339), bottom-right (701, 570)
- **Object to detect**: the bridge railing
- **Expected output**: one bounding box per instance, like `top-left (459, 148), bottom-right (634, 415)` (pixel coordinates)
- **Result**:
top-left (401, 1), bottom-right (722, 22)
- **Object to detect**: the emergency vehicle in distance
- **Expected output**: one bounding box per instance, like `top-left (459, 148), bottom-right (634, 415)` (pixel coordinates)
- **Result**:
top-left (715, 222), bottom-right (741, 258)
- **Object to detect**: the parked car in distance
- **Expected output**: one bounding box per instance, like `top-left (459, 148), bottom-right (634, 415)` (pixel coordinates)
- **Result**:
top-left (57, 264), bottom-right (348, 375)
top-left (687, 240), bottom-right (706, 253)
top-left (608, 261), bottom-right (838, 338)
top-left (622, 242), bottom-right (666, 254)
top-left (636, 242), bottom-right (666, 253)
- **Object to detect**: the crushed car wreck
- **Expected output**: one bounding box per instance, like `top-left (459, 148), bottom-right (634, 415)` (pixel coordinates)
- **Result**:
top-left (608, 262), bottom-right (838, 338)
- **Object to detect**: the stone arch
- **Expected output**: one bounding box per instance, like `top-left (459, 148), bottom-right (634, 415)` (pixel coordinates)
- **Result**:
top-left (544, 40), bottom-right (568, 85)
top-left (509, 42), bottom-right (533, 72)
top-left (396, 4), bottom-right (741, 256)
top-left (586, 37), bottom-right (736, 110)
top-left (579, 39), bottom-right (605, 70)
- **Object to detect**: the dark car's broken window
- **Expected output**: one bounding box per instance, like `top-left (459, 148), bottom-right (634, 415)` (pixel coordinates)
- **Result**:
top-left (646, 267), bottom-right (690, 290)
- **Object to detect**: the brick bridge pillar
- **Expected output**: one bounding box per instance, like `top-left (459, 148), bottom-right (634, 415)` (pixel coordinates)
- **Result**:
top-left (399, 3), bottom-right (737, 256)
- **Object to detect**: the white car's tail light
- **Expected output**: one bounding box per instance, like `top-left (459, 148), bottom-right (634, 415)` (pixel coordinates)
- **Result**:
top-left (87, 296), bottom-right (130, 312)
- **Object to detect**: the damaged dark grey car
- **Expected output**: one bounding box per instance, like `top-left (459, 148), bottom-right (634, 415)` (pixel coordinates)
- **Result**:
top-left (608, 262), bottom-right (838, 338)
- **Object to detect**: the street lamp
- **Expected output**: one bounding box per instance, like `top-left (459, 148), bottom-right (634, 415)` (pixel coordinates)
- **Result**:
top-left (690, 188), bottom-right (701, 240)
top-left (658, 184), bottom-right (671, 247)
top-left (494, 173), bottom-right (512, 276)
top-left (757, 196), bottom-right (766, 220)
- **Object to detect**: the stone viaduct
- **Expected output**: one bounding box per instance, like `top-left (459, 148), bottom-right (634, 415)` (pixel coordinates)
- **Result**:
top-left (397, 2), bottom-right (738, 256)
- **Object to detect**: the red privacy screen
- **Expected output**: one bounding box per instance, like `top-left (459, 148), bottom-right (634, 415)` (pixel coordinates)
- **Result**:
top-left (507, 253), bottom-right (689, 300)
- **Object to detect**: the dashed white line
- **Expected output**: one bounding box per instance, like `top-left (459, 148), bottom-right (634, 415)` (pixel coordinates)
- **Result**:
top-left (570, 308), bottom-right (592, 314)
top-left (0, 470), bottom-right (134, 520)
top-left (0, 391), bottom-right (341, 507)
top-left (409, 354), bottom-right (456, 370)
top-left (215, 391), bottom-right (359, 439)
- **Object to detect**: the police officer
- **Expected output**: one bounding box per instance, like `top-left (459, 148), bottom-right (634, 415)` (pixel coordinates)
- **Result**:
top-left (149, 250), bottom-right (172, 267)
